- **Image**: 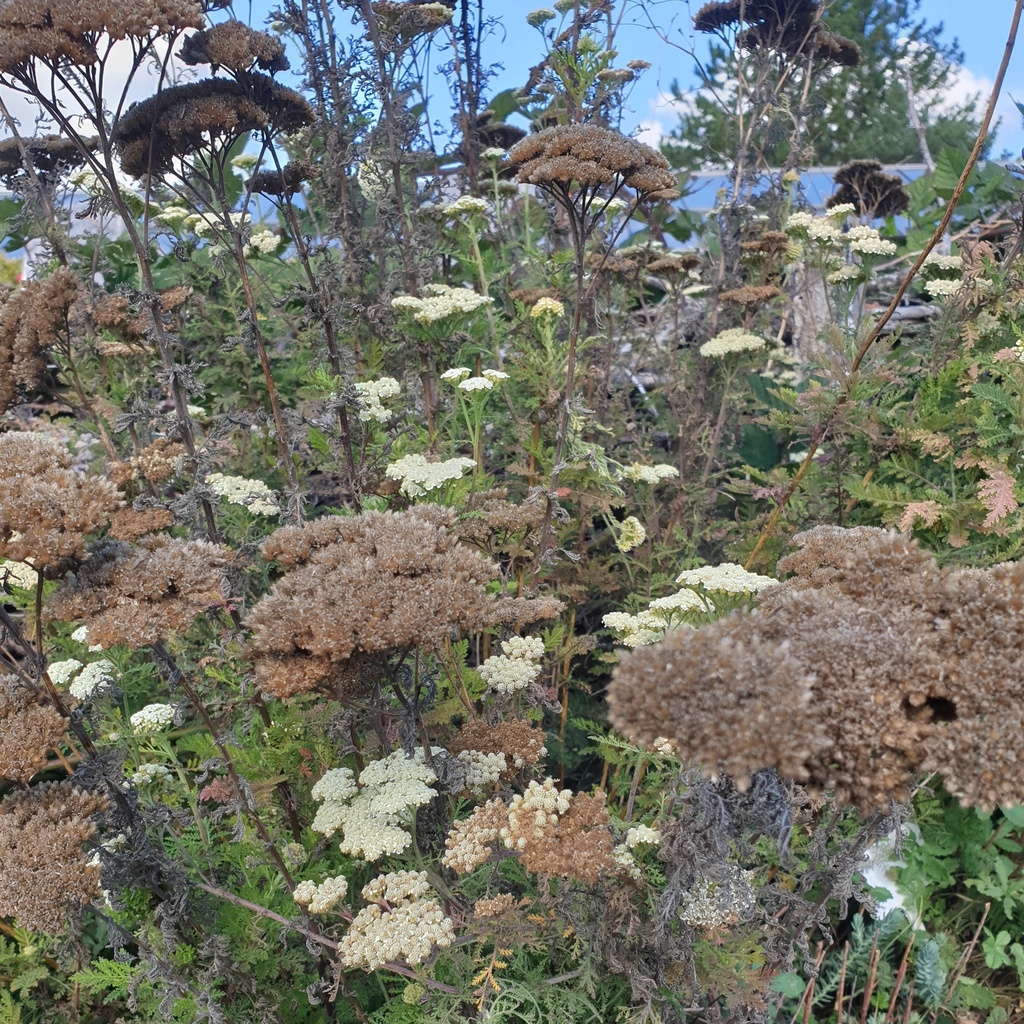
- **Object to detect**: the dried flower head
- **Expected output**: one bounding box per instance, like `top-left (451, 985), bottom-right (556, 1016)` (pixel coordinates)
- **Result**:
top-left (0, 0), bottom-right (203, 72)
top-left (247, 507), bottom-right (558, 699)
top-left (113, 74), bottom-right (313, 179)
top-left (245, 161), bottom-right (313, 197)
top-left (0, 781), bottom-right (107, 933)
top-left (0, 432), bottom-right (122, 566)
top-left (46, 535), bottom-right (232, 648)
top-left (0, 676), bottom-right (67, 782)
top-left (179, 20), bottom-right (288, 73)
top-left (0, 268), bottom-right (78, 413)
top-left (0, 134), bottom-right (96, 187)
top-left (448, 718), bottom-right (547, 773)
top-left (827, 160), bottom-right (909, 220)
top-left (108, 507), bottom-right (174, 541)
top-left (508, 123), bottom-right (677, 201)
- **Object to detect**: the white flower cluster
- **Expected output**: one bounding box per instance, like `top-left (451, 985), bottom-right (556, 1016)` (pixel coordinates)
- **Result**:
top-left (129, 702), bottom-right (176, 734)
top-left (613, 823), bottom-right (663, 878)
top-left (353, 376), bottom-right (401, 423)
top-left (456, 749), bottom-right (507, 790)
top-left (246, 229), bottom-right (279, 256)
top-left (675, 562), bottom-right (776, 594)
top-left (357, 159), bottom-right (391, 202)
top-left (293, 874), bottom-right (349, 914)
top-left (603, 586), bottom-right (707, 648)
top-left (785, 211), bottom-right (841, 242)
top-left (828, 263), bottom-right (863, 284)
top-left (677, 867), bottom-right (757, 931)
top-left (844, 225), bottom-right (897, 257)
top-left (621, 462), bottom-right (678, 485)
top-left (826, 202), bottom-right (856, 218)
top-left (478, 635), bottom-right (545, 694)
top-left (155, 204), bottom-right (192, 229)
top-left (925, 277), bottom-right (962, 299)
top-left (615, 515), bottom-right (646, 552)
top-left (47, 658), bottom-right (83, 687)
top-left (504, 778), bottom-right (572, 850)
top-left (206, 472), bottom-right (280, 517)
top-left (480, 146), bottom-right (507, 161)
top-left (526, 7), bottom-right (556, 26)
top-left (385, 454), bottom-right (476, 497)
top-left (339, 871), bottom-right (455, 970)
top-left (699, 328), bottom-right (768, 358)
top-left (923, 251), bottom-right (962, 272)
top-left (391, 284), bottom-right (493, 324)
top-left (441, 366), bottom-right (508, 391)
top-left (311, 751), bottom-right (437, 862)
top-left (0, 559), bottom-right (38, 589)
top-left (530, 296), bottom-right (564, 319)
top-left (444, 195), bottom-right (490, 218)
top-left (69, 660), bottom-right (117, 700)
top-left (131, 763), bottom-right (173, 787)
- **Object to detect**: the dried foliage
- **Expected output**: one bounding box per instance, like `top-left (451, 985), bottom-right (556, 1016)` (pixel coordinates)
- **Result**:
top-left (0, 134), bottom-right (95, 186)
top-left (0, 0), bottom-right (203, 71)
top-left (113, 74), bottom-right (313, 178)
top-left (179, 20), bottom-right (288, 73)
top-left (247, 506), bottom-right (561, 698)
top-left (827, 158), bottom-right (910, 218)
top-left (448, 718), bottom-right (548, 773)
top-left (0, 675), bottom-right (67, 782)
top-left (0, 432), bottom-right (122, 566)
top-left (0, 781), bottom-right (107, 933)
top-left (0, 268), bottom-right (78, 412)
top-left (611, 526), bottom-right (1024, 812)
top-left (245, 161), bottom-right (313, 197)
top-left (46, 534), bottom-right (232, 647)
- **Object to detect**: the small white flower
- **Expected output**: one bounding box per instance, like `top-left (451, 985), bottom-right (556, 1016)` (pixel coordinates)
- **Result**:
top-left (675, 562), bottom-right (776, 593)
top-left (924, 277), bottom-right (962, 298)
top-left (130, 703), bottom-right (176, 733)
top-left (48, 659), bottom-right (84, 688)
top-left (440, 367), bottom-right (472, 381)
top-left (69, 660), bottom-right (116, 700)
top-left (826, 202), bottom-right (856, 219)
top-left (699, 328), bottom-right (768, 358)
top-left (131, 763), bottom-right (173, 787)
top-left (482, 369), bottom-right (509, 381)
top-left (615, 516), bottom-right (646, 552)
top-left (458, 376), bottom-right (494, 392)
top-left (1, 559), bottom-right (39, 589)
top-left (385, 454), bottom-right (476, 497)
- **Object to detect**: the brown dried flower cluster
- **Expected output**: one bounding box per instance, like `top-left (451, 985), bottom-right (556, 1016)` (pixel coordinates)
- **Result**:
top-left (693, 0), bottom-right (860, 67)
top-left (113, 74), bottom-right (313, 179)
top-left (0, 675), bottom-right (67, 782)
top-left (247, 506), bottom-right (560, 699)
top-left (0, 0), bottom-right (203, 72)
top-left (507, 124), bottom-right (677, 200)
top-left (719, 284), bottom-right (784, 306)
top-left (246, 161), bottom-right (313, 198)
top-left (108, 507), bottom-right (174, 540)
top-left (91, 286), bottom-right (189, 346)
top-left (0, 135), bottom-right (95, 186)
top-left (827, 160), bottom-right (910, 219)
top-left (180, 20), bottom-right (288, 72)
top-left (448, 718), bottom-right (547, 774)
top-left (369, 0), bottom-right (453, 42)
top-left (610, 526), bottom-right (1024, 812)
top-left (0, 781), bottom-right (107, 933)
top-left (442, 779), bottom-right (615, 884)
top-left (46, 534), bottom-right (232, 648)
top-left (0, 432), bottom-right (122, 567)
top-left (0, 267), bottom-right (78, 412)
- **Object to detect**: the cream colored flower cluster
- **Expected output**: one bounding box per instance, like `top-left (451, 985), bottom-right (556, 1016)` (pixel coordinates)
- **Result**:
top-left (339, 871), bottom-right (455, 971)
top-left (504, 778), bottom-right (571, 850)
top-left (925, 277), bottom-right (962, 299)
top-left (391, 284), bottom-right (493, 324)
top-left (129, 702), bottom-right (176, 733)
top-left (785, 211), bottom-right (840, 242)
top-left (615, 515), bottom-right (646, 552)
top-left (529, 296), bottom-right (565, 319)
top-left (699, 328), bottom-right (768, 358)
top-left (677, 867), bottom-right (757, 931)
top-left (923, 251), bottom-right (962, 272)
top-left (844, 225), bottom-right (897, 257)
top-left (478, 634), bottom-right (545, 694)
top-left (246, 229), bottom-right (279, 256)
top-left (356, 159), bottom-right (391, 202)
top-left (440, 366), bottom-right (509, 391)
top-left (604, 585), bottom-right (709, 648)
top-left (206, 472), bottom-right (280, 517)
top-left (612, 823), bottom-right (662, 878)
top-left (444, 195), bottom-right (490, 218)
top-left (675, 562), bottom-right (776, 594)
top-left (68, 660), bottom-right (116, 700)
top-left (311, 751), bottom-right (437, 862)
top-left (456, 749), bottom-right (507, 790)
top-left (130, 763), bottom-right (172, 787)
top-left (384, 454), bottom-right (476, 497)
top-left (1, 559), bottom-right (38, 589)
top-left (621, 462), bottom-right (678, 485)
top-left (353, 376), bottom-right (401, 423)
top-left (293, 874), bottom-right (349, 914)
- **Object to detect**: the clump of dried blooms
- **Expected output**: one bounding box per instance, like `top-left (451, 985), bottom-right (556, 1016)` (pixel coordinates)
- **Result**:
top-left (0, 676), bottom-right (67, 782)
top-left (693, 1), bottom-right (860, 68)
top-left (448, 719), bottom-right (547, 773)
top-left (248, 507), bottom-right (559, 699)
top-left (0, 781), bottom-right (107, 933)
top-left (113, 74), bottom-right (313, 179)
top-left (0, 135), bottom-right (95, 187)
top-left (827, 160), bottom-right (909, 219)
top-left (0, 268), bottom-right (78, 412)
top-left (719, 284), bottom-right (783, 306)
top-left (507, 124), bottom-right (677, 200)
top-left (179, 20), bottom-right (288, 72)
top-left (0, 433), bottom-right (122, 567)
top-left (442, 779), bottom-right (615, 884)
top-left (46, 535), bottom-right (232, 648)
top-left (246, 161), bottom-right (313, 197)
top-left (0, 0), bottom-right (203, 72)
top-left (108, 507), bottom-right (174, 541)
top-left (610, 526), bottom-right (1024, 812)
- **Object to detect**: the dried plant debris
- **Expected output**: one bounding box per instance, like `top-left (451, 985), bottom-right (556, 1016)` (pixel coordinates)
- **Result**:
top-left (0, 134), bottom-right (96, 186)
top-left (827, 159), bottom-right (910, 219)
top-left (179, 20), bottom-right (289, 73)
top-left (610, 525), bottom-right (1024, 812)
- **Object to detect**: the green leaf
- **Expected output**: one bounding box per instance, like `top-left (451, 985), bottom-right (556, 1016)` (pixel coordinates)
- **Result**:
top-left (982, 929), bottom-right (1012, 969)
top-left (0, 991), bottom-right (22, 1024)
top-left (914, 938), bottom-right (946, 1008)
top-left (71, 959), bottom-right (139, 998)
top-left (770, 972), bottom-right (807, 998)
top-left (9, 964), bottom-right (48, 994)
top-left (307, 427), bottom-right (332, 457)
top-left (956, 976), bottom-right (996, 1009)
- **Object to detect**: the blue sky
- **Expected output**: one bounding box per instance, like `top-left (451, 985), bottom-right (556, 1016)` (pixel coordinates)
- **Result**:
top-left (249, 0), bottom-right (1024, 162)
